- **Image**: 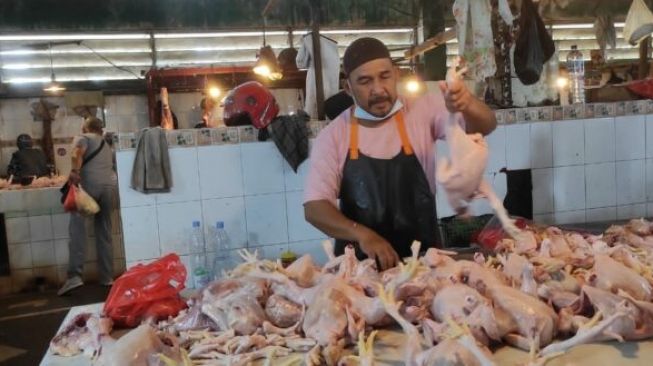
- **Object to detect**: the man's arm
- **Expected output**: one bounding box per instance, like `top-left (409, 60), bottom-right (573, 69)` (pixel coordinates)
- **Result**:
top-left (304, 200), bottom-right (399, 269)
top-left (438, 81), bottom-right (497, 135)
top-left (69, 145), bottom-right (86, 184)
top-left (462, 98), bottom-right (497, 135)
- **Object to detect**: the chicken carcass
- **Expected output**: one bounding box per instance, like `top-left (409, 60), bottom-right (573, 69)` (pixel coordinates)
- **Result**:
top-left (435, 58), bottom-right (521, 238)
top-left (200, 277), bottom-right (269, 335)
top-left (95, 324), bottom-right (184, 366)
top-left (590, 254), bottom-right (652, 301)
top-left (430, 284), bottom-right (502, 344)
top-left (50, 313), bottom-right (112, 357)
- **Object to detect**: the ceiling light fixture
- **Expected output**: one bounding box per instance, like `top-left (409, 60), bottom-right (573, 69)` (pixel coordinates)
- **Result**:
top-left (43, 43), bottom-right (65, 94)
top-left (253, 17), bottom-right (282, 80)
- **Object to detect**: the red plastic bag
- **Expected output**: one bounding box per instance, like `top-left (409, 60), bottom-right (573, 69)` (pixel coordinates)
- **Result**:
top-left (63, 183), bottom-right (77, 212)
top-left (103, 253), bottom-right (187, 328)
top-left (477, 215), bottom-right (530, 251)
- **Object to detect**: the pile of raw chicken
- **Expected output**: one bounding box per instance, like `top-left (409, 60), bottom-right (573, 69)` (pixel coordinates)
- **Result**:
top-left (0, 175), bottom-right (67, 190)
top-left (51, 218), bottom-right (653, 366)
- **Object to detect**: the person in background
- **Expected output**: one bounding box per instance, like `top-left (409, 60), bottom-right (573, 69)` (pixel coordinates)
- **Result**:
top-left (7, 134), bottom-right (49, 181)
top-left (58, 117), bottom-right (117, 295)
top-left (303, 37), bottom-right (497, 270)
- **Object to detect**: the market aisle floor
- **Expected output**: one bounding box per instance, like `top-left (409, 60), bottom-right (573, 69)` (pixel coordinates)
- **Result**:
top-left (0, 285), bottom-right (109, 366)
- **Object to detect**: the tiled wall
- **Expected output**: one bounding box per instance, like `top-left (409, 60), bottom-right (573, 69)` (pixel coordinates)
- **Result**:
top-left (0, 90), bottom-right (304, 178)
top-left (0, 188), bottom-right (125, 295)
top-left (116, 141), bottom-right (328, 287)
top-left (438, 114), bottom-right (653, 225)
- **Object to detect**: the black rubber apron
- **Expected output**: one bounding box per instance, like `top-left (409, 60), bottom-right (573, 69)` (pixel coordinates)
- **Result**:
top-left (335, 108), bottom-right (438, 260)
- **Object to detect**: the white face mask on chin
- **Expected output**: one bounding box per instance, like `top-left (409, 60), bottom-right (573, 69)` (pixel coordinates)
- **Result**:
top-left (349, 82), bottom-right (403, 122)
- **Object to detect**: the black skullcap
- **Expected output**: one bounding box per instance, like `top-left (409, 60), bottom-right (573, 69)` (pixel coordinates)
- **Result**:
top-left (343, 37), bottom-right (391, 75)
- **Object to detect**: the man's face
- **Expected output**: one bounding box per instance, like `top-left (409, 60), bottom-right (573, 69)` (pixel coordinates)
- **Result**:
top-left (346, 58), bottom-right (398, 118)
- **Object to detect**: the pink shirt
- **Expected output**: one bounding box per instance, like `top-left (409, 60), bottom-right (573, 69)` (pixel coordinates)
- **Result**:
top-left (304, 92), bottom-right (462, 205)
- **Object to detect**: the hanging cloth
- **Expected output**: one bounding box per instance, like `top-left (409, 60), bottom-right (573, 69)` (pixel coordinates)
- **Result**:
top-left (623, 0), bottom-right (653, 45)
top-left (453, 0), bottom-right (513, 82)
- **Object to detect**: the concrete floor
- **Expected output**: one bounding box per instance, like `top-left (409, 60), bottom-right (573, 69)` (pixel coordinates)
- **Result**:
top-left (0, 285), bottom-right (109, 366)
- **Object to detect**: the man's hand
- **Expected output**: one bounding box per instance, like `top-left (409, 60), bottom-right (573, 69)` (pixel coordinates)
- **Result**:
top-left (357, 227), bottom-right (399, 271)
top-left (438, 80), bottom-right (472, 113)
top-left (68, 169), bottom-right (81, 185)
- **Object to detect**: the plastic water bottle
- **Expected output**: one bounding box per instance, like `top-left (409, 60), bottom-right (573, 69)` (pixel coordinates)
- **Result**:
top-left (211, 221), bottom-right (236, 279)
top-left (566, 45), bottom-right (585, 104)
top-left (190, 221), bottom-right (209, 289)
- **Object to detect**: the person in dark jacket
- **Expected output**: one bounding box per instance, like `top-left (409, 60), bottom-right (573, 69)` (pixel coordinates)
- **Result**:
top-left (7, 134), bottom-right (49, 181)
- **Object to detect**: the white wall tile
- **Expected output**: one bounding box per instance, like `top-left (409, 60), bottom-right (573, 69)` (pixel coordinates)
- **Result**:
top-left (31, 240), bottom-right (56, 267)
top-left (647, 159), bottom-right (653, 202)
top-left (505, 124), bottom-right (531, 170)
top-left (553, 120), bottom-right (585, 166)
top-left (584, 118), bottom-right (615, 164)
top-left (249, 243), bottom-right (289, 262)
top-left (530, 122), bottom-right (553, 168)
top-left (52, 213), bottom-right (70, 239)
top-left (11, 269), bottom-right (34, 293)
top-left (284, 159), bottom-right (310, 192)
top-left (157, 148), bottom-right (201, 204)
top-left (647, 115), bottom-right (653, 158)
top-left (8, 244), bottom-right (32, 269)
top-left (585, 163), bottom-right (617, 209)
top-left (586, 207), bottom-right (617, 222)
top-left (648, 203), bottom-right (653, 218)
top-left (532, 169), bottom-right (554, 214)
top-left (202, 197), bottom-right (248, 250)
top-left (33, 266), bottom-right (58, 286)
top-left (617, 204), bottom-right (648, 220)
top-left (29, 215), bottom-right (53, 242)
top-left (533, 214), bottom-right (555, 225)
top-left (469, 175), bottom-right (493, 216)
top-left (245, 193), bottom-right (289, 246)
top-left (54, 239), bottom-right (69, 266)
top-left (286, 191), bottom-right (326, 242)
top-left (554, 210), bottom-right (586, 225)
top-left (122, 205), bottom-right (161, 261)
top-left (5, 217), bottom-right (29, 244)
top-left (116, 150), bottom-right (156, 207)
top-left (289, 240), bottom-right (330, 265)
top-left (436, 183), bottom-right (456, 219)
top-left (615, 115), bottom-right (646, 161)
top-left (485, 126), bottom-right (506, 173)
top-left (158, 201), bottom-right (204, 256)
top-left (198, 145), bottom-right (244, 199)
top-left (616, 160), bottom-right (646, 205)
top-left (241, 142), bottom-right (285, 195)
top-left (105, 95), bottom-right (147, 116)
top-left (554, 166), bottom-right (586, 211)
top-left (0, 99), bottom-right (30, 122)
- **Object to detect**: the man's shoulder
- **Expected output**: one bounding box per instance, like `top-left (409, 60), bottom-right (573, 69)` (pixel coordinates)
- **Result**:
top-left (315, 113), bottom-right (349, 140)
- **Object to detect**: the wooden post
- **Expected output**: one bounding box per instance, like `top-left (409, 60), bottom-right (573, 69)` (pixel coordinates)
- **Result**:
top-left (639, 36), bottom-right (650, 80)
top-left (40, 99), bottom-right (55, 166)
top-left (309, 0), bottom-right (325, 120)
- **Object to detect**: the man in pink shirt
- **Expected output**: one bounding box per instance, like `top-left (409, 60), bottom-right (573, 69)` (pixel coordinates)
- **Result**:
top-left (303, 37), bottom-right (496, 270)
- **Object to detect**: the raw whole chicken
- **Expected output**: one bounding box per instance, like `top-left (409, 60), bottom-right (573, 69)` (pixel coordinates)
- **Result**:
top-left (49, 218), bottom-right (653, 366)
top-left (50, 313), bottom-right (112, 357)
top-left (436, 57), bottom-right (521, 239)
top-left (95, 324), bottom-right (185, 366)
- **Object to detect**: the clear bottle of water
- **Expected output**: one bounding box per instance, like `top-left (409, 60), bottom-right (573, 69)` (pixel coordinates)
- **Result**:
top-left (189, 220), bottom-right (209, 289)
top-left (566, 45), bottom-right (585, 104)
top-left (211, 221), bottom-right (235, 279)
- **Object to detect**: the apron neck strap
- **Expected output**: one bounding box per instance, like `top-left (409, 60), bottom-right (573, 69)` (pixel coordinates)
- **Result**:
top-left (348, 108), bottom-right (413, 160)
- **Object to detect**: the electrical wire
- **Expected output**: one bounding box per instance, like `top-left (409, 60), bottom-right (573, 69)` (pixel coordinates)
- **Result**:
top-left (79, 41), bottom-right (144, 79)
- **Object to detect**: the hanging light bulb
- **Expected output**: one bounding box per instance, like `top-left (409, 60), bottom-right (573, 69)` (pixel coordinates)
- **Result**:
top-left (404, 74), bottom-right (423, 94)
top-left (43, 43), bottom-right (65, 94)
top-left (254, 45), bottom-right (282, 80)
top-left (43, 73), bottom-right (65, 94)
top-left (208, 86), bottom-right (221, 98)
